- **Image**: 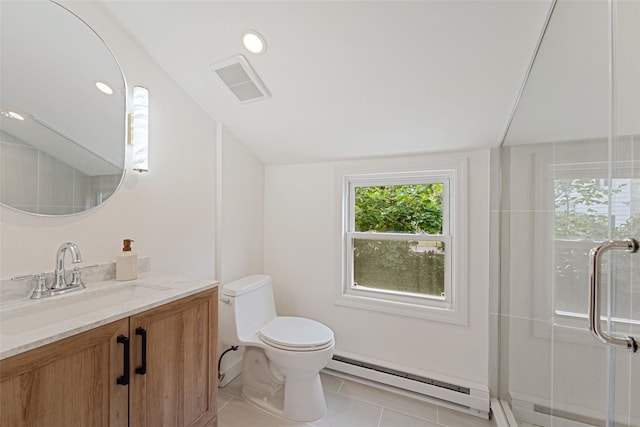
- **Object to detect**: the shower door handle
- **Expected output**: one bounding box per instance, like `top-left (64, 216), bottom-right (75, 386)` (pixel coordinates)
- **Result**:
top-left (589, 238), bottom-right (639, 353)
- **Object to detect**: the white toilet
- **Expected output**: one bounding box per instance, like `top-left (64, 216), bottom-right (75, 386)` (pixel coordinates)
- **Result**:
top-left (219, 274), bottom-right (335, 422)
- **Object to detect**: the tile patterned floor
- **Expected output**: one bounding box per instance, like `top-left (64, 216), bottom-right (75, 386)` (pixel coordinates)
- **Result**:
top-left (217, 372), bottom-right (494, 427)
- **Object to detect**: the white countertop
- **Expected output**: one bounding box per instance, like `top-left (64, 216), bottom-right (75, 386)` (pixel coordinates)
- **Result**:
top-left (0, 272), bottom-right (218, 360)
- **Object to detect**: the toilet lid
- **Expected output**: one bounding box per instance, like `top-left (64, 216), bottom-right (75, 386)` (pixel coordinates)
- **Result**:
top-left (258, 316), bottom-right (334, 351)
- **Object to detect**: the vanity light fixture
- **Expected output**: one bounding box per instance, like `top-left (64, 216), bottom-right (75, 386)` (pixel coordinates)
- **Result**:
top-left (95, 81), bottom-right (114, 95)
top-left (242, 30), bottom-right (267, 54)
top-left (128, 86), bottom-right (149, 172)
top-left (1, 110), bottom-right (25, 120)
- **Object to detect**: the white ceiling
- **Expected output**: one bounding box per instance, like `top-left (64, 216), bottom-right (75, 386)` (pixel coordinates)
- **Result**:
top-left (99, 1), bottom-right (553, 164)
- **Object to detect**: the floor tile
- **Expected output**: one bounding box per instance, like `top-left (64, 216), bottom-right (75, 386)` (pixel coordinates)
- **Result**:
top-left (336, 377), bottom-right (439, 423)
top-left (311, 390), bottom-right (382, 427)
top-left (379, 409), bottom-right (440, 427)
top-left (218, 371), bottom-right (497, 427)
top-left (217, 391), bottom-right (235, 412)
top-left (219, 373), bottom-right (244, 398)
top-left (217, 398), bottom-right (309, 427)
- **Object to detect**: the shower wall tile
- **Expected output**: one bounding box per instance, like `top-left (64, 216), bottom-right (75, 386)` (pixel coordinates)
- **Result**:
top-left (502, 315), bottom-right (553, 405)
top-left (553, 137), bottom-right (609, 164)
top-left (0, 142), bottom-right (38, 206)
top-left (501, 143), bottom-right (555, 213)
top-left (614, 134), bottom-right (640, 164)
top-left (500, 211), bottom-right (554, 322)
top-left (91, 173), bottom-right (120, 205)
top-left (2, 134), bottom-right (125, 213)
top-left (551, 324), bottom-right (610, 424)
top-left (73, 170), bottom-right (91, 210)
top-left (613, 349), bottom-right (639, 427)
top-left (38, 150), bottom-right (74, 207)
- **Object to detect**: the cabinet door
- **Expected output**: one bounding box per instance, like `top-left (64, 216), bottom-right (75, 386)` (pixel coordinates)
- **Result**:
top-left (0, 319), bottom-right (129, 427)
top-left (129, 288), bottom-right (218, 427)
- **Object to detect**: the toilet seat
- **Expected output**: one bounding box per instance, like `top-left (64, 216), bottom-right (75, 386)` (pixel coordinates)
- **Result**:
top-left (258, 316), bottom-right (334, 351)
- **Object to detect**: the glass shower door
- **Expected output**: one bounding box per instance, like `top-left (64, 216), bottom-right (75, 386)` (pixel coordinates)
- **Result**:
top-left (603, 0), bottom-right (640, 424)
top-left (498, 0), bottom-right (639, 425)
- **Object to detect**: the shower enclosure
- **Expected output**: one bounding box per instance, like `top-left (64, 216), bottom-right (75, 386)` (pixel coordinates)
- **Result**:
top-left (497, 0), bottom-right (639, 426)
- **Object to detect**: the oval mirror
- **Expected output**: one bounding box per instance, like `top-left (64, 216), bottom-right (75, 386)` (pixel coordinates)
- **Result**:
top-left (0, 1), bottom-right (126, 216)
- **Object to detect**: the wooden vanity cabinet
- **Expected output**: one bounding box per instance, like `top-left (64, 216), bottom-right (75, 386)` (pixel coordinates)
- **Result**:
top-left (0, 318), bottom-right (130, 427)
top-left (0, 287), bottom-right (218, 427)
top-left (129, 288), bottom-right (218, 427)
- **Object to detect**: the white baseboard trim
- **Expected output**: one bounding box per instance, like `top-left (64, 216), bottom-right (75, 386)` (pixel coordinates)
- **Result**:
top-left (325, 351), bottom-right (490, 419)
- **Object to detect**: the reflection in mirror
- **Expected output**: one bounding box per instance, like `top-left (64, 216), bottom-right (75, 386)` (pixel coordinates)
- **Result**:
top-left (0, 1), bottom-right (126, 215)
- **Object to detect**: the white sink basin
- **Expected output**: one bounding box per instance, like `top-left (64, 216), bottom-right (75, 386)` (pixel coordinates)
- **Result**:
top-left (0, 283), bottom-right (167, 336)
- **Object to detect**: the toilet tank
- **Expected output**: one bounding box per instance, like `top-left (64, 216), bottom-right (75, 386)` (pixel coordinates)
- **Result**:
top-left (221, 274), bottom-right (277, 344)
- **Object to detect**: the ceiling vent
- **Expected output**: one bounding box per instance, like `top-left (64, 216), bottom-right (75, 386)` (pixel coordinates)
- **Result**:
top-left (210, 55), bottom-right (271, 103)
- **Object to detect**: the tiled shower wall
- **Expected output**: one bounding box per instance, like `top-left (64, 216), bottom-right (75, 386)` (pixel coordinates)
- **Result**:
top-left (0, 132), bottom-right (120, 215)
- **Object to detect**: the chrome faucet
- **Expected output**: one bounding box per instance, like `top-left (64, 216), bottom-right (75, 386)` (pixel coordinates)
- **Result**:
top-left (51, 242), bottom-right (83, 290)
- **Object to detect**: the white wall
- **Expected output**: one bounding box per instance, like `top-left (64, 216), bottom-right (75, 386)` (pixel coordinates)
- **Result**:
top-left (0, 2), bottom-right (217, 280)
top-left (216, 124), bottom-right (265, 284)
top-left (215, 123), bottom-right (265, 383)
top-left (264, 149), bottom-right (491, 387)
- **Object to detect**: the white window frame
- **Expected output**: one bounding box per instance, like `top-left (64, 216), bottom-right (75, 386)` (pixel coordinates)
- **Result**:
top-left (335, 159), bottom-right (469, 325)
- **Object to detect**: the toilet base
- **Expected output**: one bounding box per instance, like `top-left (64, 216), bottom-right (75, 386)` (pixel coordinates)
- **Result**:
top-left (241, 373), bottom-right (327, 423)
top-left (283, 372), bottom-right (327, 422)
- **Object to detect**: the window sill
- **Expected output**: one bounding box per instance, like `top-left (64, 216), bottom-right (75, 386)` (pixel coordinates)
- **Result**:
top-left (335, 292), bottom-right (468, 325)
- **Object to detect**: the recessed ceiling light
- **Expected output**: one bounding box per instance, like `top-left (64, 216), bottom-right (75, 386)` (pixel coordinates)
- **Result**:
top-left (95, 81), bottom-right (114, 95)
top-left (242, 30), bottom-right (267, 55)
top-left (1, 110), bottom-right (25, 120)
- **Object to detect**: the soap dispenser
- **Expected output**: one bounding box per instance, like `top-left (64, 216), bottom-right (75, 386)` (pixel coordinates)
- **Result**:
top-left (116, 239), bottom-right (138, 281)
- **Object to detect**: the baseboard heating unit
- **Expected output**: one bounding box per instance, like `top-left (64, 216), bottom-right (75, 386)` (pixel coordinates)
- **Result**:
top-left (325, 354), bottom-right (490, 419)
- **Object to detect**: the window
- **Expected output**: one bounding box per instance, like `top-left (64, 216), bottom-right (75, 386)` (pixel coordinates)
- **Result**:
top-left (337, 166), bottom-right (468, 324)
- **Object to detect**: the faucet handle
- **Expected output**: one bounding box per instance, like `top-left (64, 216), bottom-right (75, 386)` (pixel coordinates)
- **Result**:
top-left (73, 264), bottom-right (99, 271)
top-left (70, 269), bottom-right (85, 288)
top-left (11, 272), bottom-right (42, 281)
top-left (31, 272), bottom-right (50, 299)
top-left (12, 272), bottom-right (50, 299)
top-left (70, 264), bottom-right (97, 288)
